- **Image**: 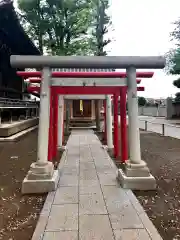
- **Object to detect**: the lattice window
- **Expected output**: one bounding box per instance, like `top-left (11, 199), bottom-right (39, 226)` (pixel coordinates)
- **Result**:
top-left (52, 68), bottom-right (115, 72)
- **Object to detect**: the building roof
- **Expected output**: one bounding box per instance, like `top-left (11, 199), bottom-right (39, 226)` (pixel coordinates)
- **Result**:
top-left (0, 1), bottom-right (40, 55)
top-left (0, 1), bottom-right (40, 99)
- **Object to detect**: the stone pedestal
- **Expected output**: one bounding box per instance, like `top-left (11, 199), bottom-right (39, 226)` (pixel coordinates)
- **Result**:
top-left (22, 162), bottom-right (59, 194)
top-left (117, 160), bottom-right (156, 190)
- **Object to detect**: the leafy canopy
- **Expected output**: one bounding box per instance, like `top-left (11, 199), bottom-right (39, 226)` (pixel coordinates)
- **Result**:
top-left (17, 0), bottom-right (112, 56)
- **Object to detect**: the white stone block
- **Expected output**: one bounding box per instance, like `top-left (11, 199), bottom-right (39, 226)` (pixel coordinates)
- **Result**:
top-left (117, 169), bottom-right (156, 190)
top-left (22, 170), bottom-right (59, 194)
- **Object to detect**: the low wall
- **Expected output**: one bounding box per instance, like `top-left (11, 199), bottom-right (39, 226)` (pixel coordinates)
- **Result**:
top-left (0, 118), bottom-right (39, 137)
top-left (138, 106), bottom-right (166, 117)
top-left (172, 103), bottom-right (180, 118)
top-left (138, 99), bottom-right (180, 119)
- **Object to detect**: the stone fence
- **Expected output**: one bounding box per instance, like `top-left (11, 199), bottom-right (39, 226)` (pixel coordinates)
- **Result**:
top-left (138, 98), bottom-right (180, 119)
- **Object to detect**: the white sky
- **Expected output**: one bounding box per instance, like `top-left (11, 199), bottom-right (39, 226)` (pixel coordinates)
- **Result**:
top-left (108, 0), bottom-right (180, 98)
top-left (14, 0), bottom-right (180, 99)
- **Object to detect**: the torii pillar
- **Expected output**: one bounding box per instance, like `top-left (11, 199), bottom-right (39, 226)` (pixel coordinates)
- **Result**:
top-left (106, 95), bottom-right (113, 150)
top-left (117, 66), bottom-right (156, 190)
top-left (58, 95), bottom-right (65, 150)
top-left (22, 68), bottom-right (58, 194)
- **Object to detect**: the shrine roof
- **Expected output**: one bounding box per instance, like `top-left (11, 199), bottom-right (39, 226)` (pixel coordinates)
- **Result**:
top-left (0, 1), bottom-right (40, 55)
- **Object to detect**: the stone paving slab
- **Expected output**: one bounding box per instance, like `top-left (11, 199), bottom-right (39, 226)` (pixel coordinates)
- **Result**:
top-left (31, 129), bottom-right (163, 240)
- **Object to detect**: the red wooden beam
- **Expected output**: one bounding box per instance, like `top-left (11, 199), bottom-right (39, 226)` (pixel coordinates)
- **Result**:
top-left (28, 86), bottom-right (119, 95)
top-left (28, 78), bottom-right (142, 84)
top-left (111, 86), bottom-right (145, 99)
top-left (137, 86), bottom-right (145, 91)
top-left (113, 93), bottom-right (119, 158)
top-left (27, 86), bottom-right (145, 94)
top-left (18, 71), bottom-right (154, 79)
top-left (120, 88), bottom-right (128, 162)
top-left (136, 79), bottom-right (141, 84)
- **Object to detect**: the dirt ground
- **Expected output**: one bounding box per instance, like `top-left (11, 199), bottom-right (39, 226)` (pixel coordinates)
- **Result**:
top-left (97, 129), bottom-right (180, 240)
top-left (0, 129), bottom-right (69, 240)
top-left (137, 131), bottom-right (180, 240)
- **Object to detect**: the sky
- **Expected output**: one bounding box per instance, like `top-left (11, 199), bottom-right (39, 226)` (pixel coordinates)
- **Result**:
top-left (14, 0), bottom-right (180, 99)
top-left (108, 0), bottom-right (180, 98)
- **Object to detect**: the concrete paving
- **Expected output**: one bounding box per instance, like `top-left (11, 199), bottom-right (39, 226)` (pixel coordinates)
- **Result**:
top-left (32, 129), bottom-right (162, 240)
top-left (113, 115), bottom-right (180, 140)
top-left (138, 116), bottom-right (180, 125)
top-left (138, 116), bottom-right (180, 139)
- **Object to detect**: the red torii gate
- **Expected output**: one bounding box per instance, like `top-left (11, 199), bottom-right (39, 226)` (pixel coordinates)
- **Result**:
top-left (19, 71), bottom-right (152, 162)
top-left (27, 85), bottom-right (145, 160)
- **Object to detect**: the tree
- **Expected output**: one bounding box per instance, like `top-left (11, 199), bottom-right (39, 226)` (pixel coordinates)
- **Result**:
top-left (17, 0), bottom-right (112, 56)
top-left (166, 19), bottom-right (180, 101)
top-left (90, 0), bottom-right (111, 56)
top-left (17, 0), bottom-right (45, 54)
top-left (174, 92), bottom-right (180, 102)
top-left (169, 48), bottom-right (180, 75)
top-left (168, 18), bottom-right (180, 73)
top-left (138, 97), bottom-right (146, 106)
top-left (17, 0), bottom-right (105, 55)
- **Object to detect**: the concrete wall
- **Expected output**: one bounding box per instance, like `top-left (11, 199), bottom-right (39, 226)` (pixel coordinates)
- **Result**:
top-left (0, 118), bottom-right (38, 137)
top-left (138, 98), bottom-right (180, 119)
top-left (172, 104), bottom-right (180, 118)
top-left (138, 106), bottom-right (166, 117)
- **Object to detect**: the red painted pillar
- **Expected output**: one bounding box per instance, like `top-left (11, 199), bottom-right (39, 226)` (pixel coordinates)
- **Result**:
top-left (48, 87), bottom-right (54, 161)
top-left (53, 92), bottom-right (58, 159)
top-left (62, 99), bottom-right (65, 144)
top-left (113, 93), bottom-right (119, 158)
top-left (103, 99), bottom-right (107, 144)
top-left (120, 87), bottom-right (128, 162)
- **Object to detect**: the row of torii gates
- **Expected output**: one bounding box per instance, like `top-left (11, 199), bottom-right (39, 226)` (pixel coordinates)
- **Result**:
top-left (19, 71), bottom-right (147, 162)
top-left (11, 55), bottom-right (165, 194)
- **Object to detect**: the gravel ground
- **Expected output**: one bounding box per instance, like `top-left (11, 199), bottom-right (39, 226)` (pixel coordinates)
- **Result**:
top-left (136, 131), bottom-right (180, 240)
top-left (0, 129), bottom-right (69, 240)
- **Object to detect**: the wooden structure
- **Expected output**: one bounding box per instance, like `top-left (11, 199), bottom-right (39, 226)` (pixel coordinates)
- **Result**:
top-left (0, 0), bottom-right (40, 99)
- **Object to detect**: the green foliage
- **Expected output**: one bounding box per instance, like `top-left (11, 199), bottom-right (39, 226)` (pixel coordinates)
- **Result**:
top-left (90, 0), bottom-right (111, 56)
top-left (166, 18), bottom-right (180, 74)
top-left (169, 48), bottom-right (180, 75)
top-left (170, 18), bottom-right (180, 45)
top-left (17, 0), bottom-right (112, 56)
top-left (167, 19), bottom-right (180, 99)
top-left (138, 97), bottom-right (146, 106)
top-left (174, 92), bottom-right (180, 102)
top-left (173, 77), bottom-right (180, 88)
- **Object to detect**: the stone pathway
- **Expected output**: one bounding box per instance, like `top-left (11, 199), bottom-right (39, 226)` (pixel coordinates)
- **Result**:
top-left (32, 129), bottom-right (162, 240)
